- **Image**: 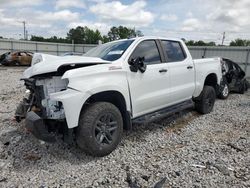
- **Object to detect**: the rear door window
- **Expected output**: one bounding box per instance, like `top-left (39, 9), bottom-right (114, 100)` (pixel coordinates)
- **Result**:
top-left (161, 40), bottom-right (186, 62)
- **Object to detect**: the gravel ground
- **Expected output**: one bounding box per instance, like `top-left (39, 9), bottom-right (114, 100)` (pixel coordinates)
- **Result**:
top-left (0, 67), bottom-right (249, 188)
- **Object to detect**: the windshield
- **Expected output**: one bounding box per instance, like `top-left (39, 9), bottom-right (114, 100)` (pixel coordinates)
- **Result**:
top-left (84, 39), bottom-right (134, 61)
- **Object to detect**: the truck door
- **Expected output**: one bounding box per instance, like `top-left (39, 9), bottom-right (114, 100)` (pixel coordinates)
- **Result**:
top-left (127, 40), bottom-right (171, 118)
top-left (160, 40), bottom-right (195, 103)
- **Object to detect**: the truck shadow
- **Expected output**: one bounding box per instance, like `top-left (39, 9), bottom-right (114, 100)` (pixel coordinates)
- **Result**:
top-left (125, 107), bottom-right (198, 141)
top-left (0, 121), bottom-right (95, 173)
top-left (0, 107), bottom-right (198, 173)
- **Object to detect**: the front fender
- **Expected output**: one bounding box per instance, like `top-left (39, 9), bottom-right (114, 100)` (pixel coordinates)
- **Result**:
top-left (51, 67), bottom-right (131, 129)
top-left (63, 64), bottom-right (131, 112)
top-left (50, 88), bottom-right (91, 128)
top-left (50, 86), bottom-right (131, 129)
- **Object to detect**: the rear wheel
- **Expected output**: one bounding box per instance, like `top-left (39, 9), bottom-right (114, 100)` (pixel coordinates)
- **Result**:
top-left (76, 102), bottom-right (123, 157)
top-left (245, 81), bottom-right (249, 91)
top-left (195, 86), bottom-right (216, 114)
top-left (218, 82), bottom-right (229, 99)
top-left (239, 83), bottom-right (245, 94)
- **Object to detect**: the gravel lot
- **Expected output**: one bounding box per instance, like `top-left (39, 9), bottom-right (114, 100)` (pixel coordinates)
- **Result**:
top-left (0, 67), bottom-right (249, 188)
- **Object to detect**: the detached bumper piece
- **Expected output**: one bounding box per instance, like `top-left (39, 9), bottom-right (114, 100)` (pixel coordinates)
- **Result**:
top-left (25, 111), bottom-right (56, 143)
top-left (15, 98), bottom-right (30, 122)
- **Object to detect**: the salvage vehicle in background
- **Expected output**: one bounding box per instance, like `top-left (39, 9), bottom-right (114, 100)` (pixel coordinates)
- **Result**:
top-left (219, 58), bottom-right (249, 99)
top-left (15, 36), bottom-right (223, 156)
top-left (0, 51), bottom-right (33, 66)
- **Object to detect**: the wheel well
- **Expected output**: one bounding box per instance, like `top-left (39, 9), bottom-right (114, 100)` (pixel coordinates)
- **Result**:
top-left (204, 73), bottom-right (218, 90)
top-left (83, 91), bottom-right (132, 130)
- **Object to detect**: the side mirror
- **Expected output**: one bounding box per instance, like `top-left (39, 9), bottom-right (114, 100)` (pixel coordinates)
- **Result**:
top-left (128, 58), bottom-right (138, 72)
top-left (128, 57), bottom-right (147, 73)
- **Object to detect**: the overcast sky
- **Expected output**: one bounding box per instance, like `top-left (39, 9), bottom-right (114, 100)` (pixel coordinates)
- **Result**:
top-left (0, 0), bottom-right (250, 44)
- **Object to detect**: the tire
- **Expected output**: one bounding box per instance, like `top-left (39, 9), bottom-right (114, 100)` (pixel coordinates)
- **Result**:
top-left (76, 102), bottom-right (123, 157)
top-left (1, 60), bottom-right (9, 66)
top-left (239, 83), bottom-right (245, 94)
top-left (218, 82), bottom-right (229, 99)
top-left (195, 86), bottom-right (216, 114)
top-left (245, 81), bottom-right (249, 91)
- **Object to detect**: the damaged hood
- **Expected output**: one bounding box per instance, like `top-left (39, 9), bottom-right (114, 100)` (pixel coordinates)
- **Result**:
top-left (23, 53), bottom-right (110, 78)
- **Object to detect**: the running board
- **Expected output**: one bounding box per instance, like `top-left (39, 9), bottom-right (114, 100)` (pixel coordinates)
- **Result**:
top-left (132, 100), bottom-right (194, 124)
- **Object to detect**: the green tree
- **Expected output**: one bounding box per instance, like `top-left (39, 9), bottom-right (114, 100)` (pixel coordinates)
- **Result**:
top-left (107, 26), bottom-right (143, 41)
top-left (0, 36), bottom-right (3, 39)
top-left (101, 35), bottom-right (110, 43)
top-left (30, 25), bottom-right (144, 44)
top-left (186, 40), bottom-right (216, 46)
top-left (30, 35), bottom-right (69, 43)
top-left (135, 30), bottom-right (144, 37)
top-left (67, 26), bottom-right (102, 44)
top-left (186, 40), bottom-right (195, 46)
top-left (195, 40), bottom-right (206, 46)
top-left (30, 35), bottom-right (45, 42)
top-left (67, 26), bottom-right (85, 44)
top-left (46, 36), bottom-right (69, 43)
top-left (207, 42), bottom-right (216, 46)
top-left (84, 28), bottom-right (102, 44)
top-left (230, 39), bottom-right (250, 46)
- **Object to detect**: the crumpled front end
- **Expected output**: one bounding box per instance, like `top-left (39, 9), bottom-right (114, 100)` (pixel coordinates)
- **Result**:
top-left (15, 53), bottom-right (111, 142)
top-left (25, 111), bottom-right (56, 142)
top-left (15, 76), bottom-right (69, 142)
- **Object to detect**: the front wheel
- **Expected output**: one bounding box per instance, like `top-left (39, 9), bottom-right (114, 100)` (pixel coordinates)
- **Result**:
top-left (195, 86), bottom-right (216, 114)
top-left (76, 102), bottom-right (123, 157)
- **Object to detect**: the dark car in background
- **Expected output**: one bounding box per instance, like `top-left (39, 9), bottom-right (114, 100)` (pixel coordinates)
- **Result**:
top-left (0, 51), bottom-right (33, 66)
top-left (219, 58), bottom-right (249, 99)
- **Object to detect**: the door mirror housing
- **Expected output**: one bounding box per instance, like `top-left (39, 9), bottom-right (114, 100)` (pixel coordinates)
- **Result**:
top-left (128, 57), bottom-right (147, 73)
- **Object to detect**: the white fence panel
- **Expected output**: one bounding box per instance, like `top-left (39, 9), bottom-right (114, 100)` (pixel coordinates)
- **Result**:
top-left (0, 39), bottom-right (97, 55)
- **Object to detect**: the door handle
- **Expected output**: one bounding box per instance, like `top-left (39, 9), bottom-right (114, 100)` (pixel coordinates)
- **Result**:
top-left (159, 69), bottom-right (168, 73)
top-left (187, 66), bottom-right (193, 69)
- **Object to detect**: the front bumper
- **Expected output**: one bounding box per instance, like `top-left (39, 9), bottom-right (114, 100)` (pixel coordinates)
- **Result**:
top-left (25, 111), bottom-right (56, 142)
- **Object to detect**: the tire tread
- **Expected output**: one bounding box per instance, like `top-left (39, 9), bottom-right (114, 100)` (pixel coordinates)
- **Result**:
top-left (76, 102), bottom-right (123, 157)
top-left (195, 86), bottom-right (216, 114)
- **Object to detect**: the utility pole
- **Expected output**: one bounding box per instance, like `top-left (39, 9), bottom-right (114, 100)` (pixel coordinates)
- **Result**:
top-left (22, 21), bottom-right (26, 40)
top-left (72, 39), bottom-right (74, 52)
top-left (26, 30), bottom-right (28, 40)
top-left (221, 32), bottom-right (226, 45)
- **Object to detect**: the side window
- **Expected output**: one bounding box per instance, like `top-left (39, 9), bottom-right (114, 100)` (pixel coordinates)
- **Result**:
top-left (130, 40), bottom-right (161, 65)
top-left (161, 40), bottom-right (186, 62)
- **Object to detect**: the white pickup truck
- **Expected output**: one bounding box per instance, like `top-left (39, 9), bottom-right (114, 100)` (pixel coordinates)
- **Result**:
top-left (16, 36), bottom-right (223, 156)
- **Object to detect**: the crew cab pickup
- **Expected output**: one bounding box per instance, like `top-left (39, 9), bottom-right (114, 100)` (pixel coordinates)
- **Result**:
top-left (16, 36), bottom-right (223, 156)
